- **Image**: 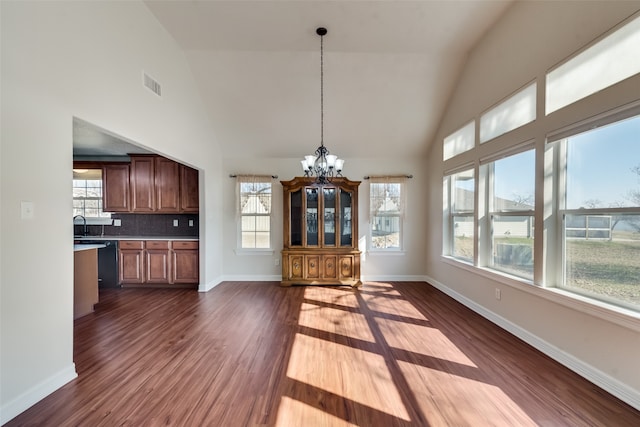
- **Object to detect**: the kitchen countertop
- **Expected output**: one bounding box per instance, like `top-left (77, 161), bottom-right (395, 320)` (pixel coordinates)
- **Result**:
top-left (74, 243), bottom-right (106, 252)
top-left (74, 236), bottom-right (199, 242)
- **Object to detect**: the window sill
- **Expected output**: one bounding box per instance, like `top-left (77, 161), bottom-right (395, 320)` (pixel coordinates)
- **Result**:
top-left (234, 249), bottom-right (274, 256)
top-left (366, 250), bottom-right (406, 256)
top-left (441, 255), bottom-right (640, 332)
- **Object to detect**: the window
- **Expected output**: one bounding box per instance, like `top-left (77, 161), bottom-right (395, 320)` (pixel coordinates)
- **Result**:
top-left (238, 177), bottom-right (272, 249)
top-left (444, 121), bottom-right (475, 161)
top-left (370, 178), bottom-right (405, 250)
top-left (554, 113), bottom-right (640, 309)
top-left (480, 83), bottom-right (536, 143)
top-left (445, 169), bottom-right (475, 262)
top-left (73, 169), bottom-right (110, 218)
top-left (546, 15), bottom-right (640, 114)
top-left (484, 148), bottom-right (535, 280)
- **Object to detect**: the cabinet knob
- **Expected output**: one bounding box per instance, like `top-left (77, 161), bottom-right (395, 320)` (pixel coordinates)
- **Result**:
top-left (310, 262), bottom-right (315, 268)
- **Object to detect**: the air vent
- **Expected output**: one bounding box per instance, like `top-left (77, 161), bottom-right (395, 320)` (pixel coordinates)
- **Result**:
top-left (143, 72), bottom-right (162, 97)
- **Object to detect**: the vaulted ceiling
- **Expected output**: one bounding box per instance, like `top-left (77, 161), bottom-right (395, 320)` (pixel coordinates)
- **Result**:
top-left (75, 1), bottom-right (514, 159)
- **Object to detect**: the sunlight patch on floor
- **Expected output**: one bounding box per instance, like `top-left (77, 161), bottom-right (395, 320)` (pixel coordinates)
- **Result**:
top-left (287, 333), bottom-right (411, 421)
top-left (360, 292), bottom-right (428, 321)
top-left (275, 396), bottom-right (359, 427)
top-left (303, 287), bottom-right (360, 308)
top-left (299, 302), bottom-right (376, 342)
top-left (360, 282), bottom-right (403, 297)
top-left (397, 361), bottom-right (538, 427)
top-left (376, 317), bottom-right (477, 367)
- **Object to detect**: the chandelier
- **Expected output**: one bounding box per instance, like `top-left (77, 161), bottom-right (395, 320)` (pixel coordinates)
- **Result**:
top-left (300, 27), bottom-right (344, 184)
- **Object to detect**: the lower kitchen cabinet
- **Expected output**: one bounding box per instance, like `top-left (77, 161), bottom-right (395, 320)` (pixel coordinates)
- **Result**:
top-left (119, 241), bottom-right (145, 284)
top-left (146, 241), bottom-right (171, 284)
top-left (172, 241), bottom-right (199, 284)
top-left (118, 240), bottom-right (198, 288)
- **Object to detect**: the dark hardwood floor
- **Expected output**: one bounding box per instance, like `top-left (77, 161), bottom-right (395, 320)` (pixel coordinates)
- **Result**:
top-left (7, 281), bottom-right (640, 426)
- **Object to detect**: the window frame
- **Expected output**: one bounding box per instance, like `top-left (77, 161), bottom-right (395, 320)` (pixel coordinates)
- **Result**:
top-left (236, 177), bottom-right (273, 252)
top-left (368, 179), bottom-right (406, 252)
top-left (480, 144), bottom-right (536, 281)
top-left (444, 167), bottom-right (476, 264)
top-left (72, 168), bottom-right (111, 219)
top-left (549, 110), bottom-right (640, 311)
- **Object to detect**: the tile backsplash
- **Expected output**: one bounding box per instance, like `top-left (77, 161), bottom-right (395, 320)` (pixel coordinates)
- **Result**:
top-left (76, 213), bottom-right (199, 238)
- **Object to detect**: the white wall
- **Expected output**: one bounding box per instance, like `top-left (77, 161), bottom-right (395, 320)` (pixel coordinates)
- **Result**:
top-left (221, 156), bottom-right (428, 281)
top-left (0, 1), bottom-right (223, 423)
top-left (426, 1), bottom-right (640, 409)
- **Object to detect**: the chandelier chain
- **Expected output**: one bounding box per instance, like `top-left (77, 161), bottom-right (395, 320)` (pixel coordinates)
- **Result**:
top-left (320, 33), bottom-right (324, 148)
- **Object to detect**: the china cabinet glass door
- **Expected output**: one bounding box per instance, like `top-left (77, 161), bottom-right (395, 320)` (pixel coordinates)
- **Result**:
top-left (323, 188), bottom-right (336, 246)
top-left (306, 188), bottom-right (319, 246)
top-left (340, 190), bottom-right (352, 246)
top-left (290, 189), bottom-right (303, 246)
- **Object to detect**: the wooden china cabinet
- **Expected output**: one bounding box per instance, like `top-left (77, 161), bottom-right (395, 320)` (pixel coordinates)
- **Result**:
top-left (281, 177), bottom-right (361, 287)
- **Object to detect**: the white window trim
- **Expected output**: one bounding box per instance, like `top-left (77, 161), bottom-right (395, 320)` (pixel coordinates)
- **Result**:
top-left (368, 178), bottom-right (407, 252)
top-left (235, 176), bottom-right (274, 251)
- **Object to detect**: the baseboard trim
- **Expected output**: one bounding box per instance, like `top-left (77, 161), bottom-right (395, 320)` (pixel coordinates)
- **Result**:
top-left (198, 276), bottom-right (225, 292)
top-left (424, 274), bottom-right (640, 411)
top-left (219, 275), bottom-right (282, 283)
top-left (1, 364), bottom-right (77, 425)
top-left (361, 275), bottom-right (427, 282)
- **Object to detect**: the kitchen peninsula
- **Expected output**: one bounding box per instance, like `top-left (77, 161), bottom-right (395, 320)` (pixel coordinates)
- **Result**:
top-left (73, 243), bottom-right (104, 319)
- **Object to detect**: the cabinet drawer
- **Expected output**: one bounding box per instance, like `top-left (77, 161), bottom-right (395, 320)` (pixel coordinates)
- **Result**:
top-left (172, 241), bottom-right (198, 250)
top-left (146, 240), bottom-right (170, 250)
top-left (119, 240), bottom-right (144, 250)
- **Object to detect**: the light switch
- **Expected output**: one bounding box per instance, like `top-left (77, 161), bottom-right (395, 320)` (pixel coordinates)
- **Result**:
top-left (21, 201), bottom-right (34, 219)
top-left (188, 219), bottom-right (194, 227)
top-left (173, 219), bottom-right (179, 227)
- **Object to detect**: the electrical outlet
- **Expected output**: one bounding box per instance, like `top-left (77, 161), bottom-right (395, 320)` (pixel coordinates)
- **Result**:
top-left (275, 258), bottom-right (280, 266)
top-left (21, 201), bottom-right (34, 219)
top-left (495, 288), bottom-right (501, 300)
top-left (113, 219), bottom-right (122, 226)
top-left (173, 219), bottom-right (179, 227)
top-left (189, 219), bottom-right (194, 227)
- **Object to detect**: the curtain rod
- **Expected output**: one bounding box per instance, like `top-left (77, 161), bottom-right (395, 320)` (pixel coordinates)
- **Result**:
top-left (363, 174), bottom-right (413, 180)
top-left (229, 174), bottom-right (278, 179)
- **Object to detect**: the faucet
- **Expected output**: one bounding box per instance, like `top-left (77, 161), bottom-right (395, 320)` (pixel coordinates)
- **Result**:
top-left (73, 215), bottom-right (87, 236)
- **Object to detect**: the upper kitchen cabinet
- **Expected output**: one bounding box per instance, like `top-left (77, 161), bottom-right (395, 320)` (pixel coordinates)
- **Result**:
top-left (103, 164), bottom-right (130, 212)
top-left (102, 155), bottom-right (199, 214)
top-left (179, 164), bottom-right (199, 213)
top-left (155, 157), bottom-right (181, 212)
top-left (130, 155), bottom-right (156, 212)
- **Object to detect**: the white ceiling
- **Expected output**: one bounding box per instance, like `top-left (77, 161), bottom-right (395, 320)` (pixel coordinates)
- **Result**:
top-left (74, 1), bottom-right (513, 159)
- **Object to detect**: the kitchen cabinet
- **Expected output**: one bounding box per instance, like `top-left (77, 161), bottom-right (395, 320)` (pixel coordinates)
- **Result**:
top-left (172, 241), bottom-right (199, 283)
top-left (118, 240), bottom-right (198, 287)
top-left (180, 164), bottom-right (199, 213)
top-left (102, 164), bottom-right (130, 212)
top-left (130, 156), bottom-right (155, 212)
top-left (119, 240), bottom-right (145, 284)
top-left (155, 157), bottom-right (181, 212)
top-left (146, 241), bottom-right (171, 284)
top-left (104, 155), bottom-right (197, 213)
top-left (281, 177), bottom-right (361, 287)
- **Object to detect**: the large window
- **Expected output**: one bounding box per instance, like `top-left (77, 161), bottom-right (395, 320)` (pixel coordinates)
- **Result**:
top-left (445, 169), bottom-right (475, 262)
top-left (73, 169), bottom-right (110, 218)
top-left (555, 114), bottom-right (640, 309)
top-left (484, 148), bottom-right (535, 280)
top-left (546, 15), bottom-right (640, 114)
top-left (480, 83), bottom-right (536, 143)
top-left (238, 177), bottom-right (272, 249)
top-left (443, 121), bottom-right (475, 161)
top-left (370, 179), bottom-right (405, 250)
